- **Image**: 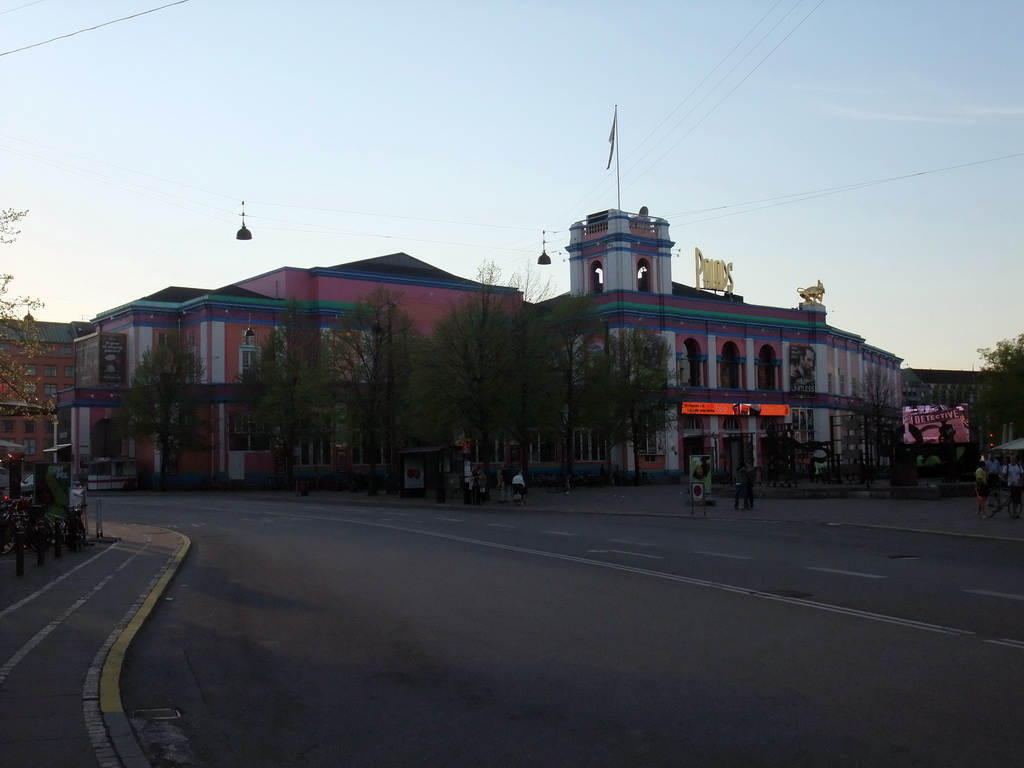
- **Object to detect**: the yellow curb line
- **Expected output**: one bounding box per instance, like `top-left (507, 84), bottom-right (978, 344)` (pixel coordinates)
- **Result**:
top-left (100, 531), bottom-right (191, 713)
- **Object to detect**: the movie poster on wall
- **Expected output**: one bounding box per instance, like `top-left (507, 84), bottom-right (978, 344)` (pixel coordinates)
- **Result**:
top-left (789, 344), bottom-right (816, 393)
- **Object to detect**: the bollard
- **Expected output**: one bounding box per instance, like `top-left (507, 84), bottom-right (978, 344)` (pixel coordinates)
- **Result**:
top-left (15, 526), bottom-right (25, 577)
top-left (54, 519), bottom-right (63, 558)
top-left (36, 520), bottom-right (45, 566)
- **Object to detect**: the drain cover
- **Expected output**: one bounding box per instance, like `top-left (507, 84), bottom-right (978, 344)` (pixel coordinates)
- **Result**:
top-left (129, 708), bottom-right (180, 720)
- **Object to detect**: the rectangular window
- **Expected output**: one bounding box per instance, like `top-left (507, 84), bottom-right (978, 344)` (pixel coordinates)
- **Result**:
top-left (24, 438), bottom-right (37, 456)
top-left (44, 365), bottom-right (57, 377)
top-left (634, 432), bottom-right (665, 456)
top-left (60, 345), bottom-right (72, 357)
top-left (23, 420), bottom-right (35, 433)
top-left (793, 408), bottom-right (815, 444)
top-left (529, 436), bottom-right (556, 464)
top-left (64, 366), bottom-right (75, 378)
top-left (44, 384), bottom-right (57, 396)
top-left (228, 414), bottom-right (271, 451)
top-left (573, 430), bottom-right (607, 462)
top-left (1, 420), bottom-right (14, 434)
top-left (25, 364), bottom-right (37, 376)
top-left (241, 349), bottom-right (258, 375)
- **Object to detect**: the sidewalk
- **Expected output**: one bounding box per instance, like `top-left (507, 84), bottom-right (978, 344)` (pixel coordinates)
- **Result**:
top-left (0, 521), bottom-right (189, 768)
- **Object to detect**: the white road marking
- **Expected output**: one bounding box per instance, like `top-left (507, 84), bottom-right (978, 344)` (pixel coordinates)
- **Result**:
top-left (965, 589), bottom-right (1024, 602)
top-left (805, 566), bottom-right (886, 579)
top-left (543, 531), bottom-right (577, 537)
top-left (609, 539), bottom-right (654, 547)
top-left (434, 517), bottom-right (462, 522)
top-left (587, 549), bottom-right (663, 560)
top-left (694, 550), bottom-right (751, 560)
top-left (488, 524), bottom-right (517, 529)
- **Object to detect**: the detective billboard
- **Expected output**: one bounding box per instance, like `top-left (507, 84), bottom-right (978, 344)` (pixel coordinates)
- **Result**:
top-left (901, 404), bottom-right (970, 444)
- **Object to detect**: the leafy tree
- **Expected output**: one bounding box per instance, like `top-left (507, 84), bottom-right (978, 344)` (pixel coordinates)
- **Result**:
top-left (501, 300), bottom-right (561, 478)
top-left (595, 327), bottom-right (673, 484)
top-left (328, 287), bottom-right (412, 494)
top-left (545, 294), bottom-right (602, 479)
top-left (117, 330), bottom-right (206, 490)
top-left (420, 262), bottom-right (517, 475)
top-left (0, 208), bottom-right (46, 416)
top-left (239, 303), bottom-right (333, 490)
top-left (978, 335), bottom-right (1024, 444)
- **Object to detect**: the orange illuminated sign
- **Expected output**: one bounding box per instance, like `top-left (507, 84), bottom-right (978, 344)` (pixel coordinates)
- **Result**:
top-left (681, 402), bottom-right (790, 417)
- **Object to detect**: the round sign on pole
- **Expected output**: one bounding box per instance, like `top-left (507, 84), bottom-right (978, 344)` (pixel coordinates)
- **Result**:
top-left (691, 482), bottom-right (704, 501)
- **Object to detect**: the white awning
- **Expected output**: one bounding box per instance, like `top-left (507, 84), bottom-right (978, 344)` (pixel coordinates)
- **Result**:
top-left (43, 443), bottom-right (72, 453)
top-left (992, 438), bottom-right (1024, 452)
top-left (0, 439), bottom-right (27, 452)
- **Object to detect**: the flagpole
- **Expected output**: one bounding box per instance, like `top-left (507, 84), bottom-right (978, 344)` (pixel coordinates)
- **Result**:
top-left (614, 107), bottom-right (621, 211)
top-left (607, 105), bottom-right (620, 210)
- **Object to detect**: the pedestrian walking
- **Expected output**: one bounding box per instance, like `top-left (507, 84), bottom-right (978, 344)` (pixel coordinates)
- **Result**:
top-left (1006, 455), bottom-right (1022, 517)
top-left (975, 460), bottom-right (989, 517)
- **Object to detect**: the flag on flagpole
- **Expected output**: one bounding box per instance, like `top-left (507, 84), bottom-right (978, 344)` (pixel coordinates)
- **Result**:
top-left (606, 107), bottom-right (617, 170)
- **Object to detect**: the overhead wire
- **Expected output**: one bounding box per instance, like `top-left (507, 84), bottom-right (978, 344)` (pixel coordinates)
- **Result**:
top-left (0, 0), bottom-right (191, 57)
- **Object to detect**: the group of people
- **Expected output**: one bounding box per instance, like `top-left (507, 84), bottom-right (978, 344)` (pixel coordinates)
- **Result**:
top-left (975, 453), bottom-right (1023, 516)
top-left (471, 465), bottom-right (526, 505)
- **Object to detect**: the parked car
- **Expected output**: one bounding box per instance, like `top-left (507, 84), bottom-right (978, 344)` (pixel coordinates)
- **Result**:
top-left (0, 467), bottom-right (8, 494)
top-left (20, 474), bottom-right (34, 494)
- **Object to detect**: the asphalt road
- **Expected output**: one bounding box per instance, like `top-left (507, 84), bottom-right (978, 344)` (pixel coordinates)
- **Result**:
top-left (111, 494), bottom-right (1024, 767)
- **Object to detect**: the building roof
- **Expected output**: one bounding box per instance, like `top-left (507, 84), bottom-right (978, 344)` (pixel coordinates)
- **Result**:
top-left (327, 252), bottom-right (481, 288)
top-left (0, 319), bottom-right (92, 344)
top-left (140, 285), bottom-right (271, 304)
top-left (907, 368), bottom-right (979, 386)
top-left (671, 282), bottom-right (745, 302)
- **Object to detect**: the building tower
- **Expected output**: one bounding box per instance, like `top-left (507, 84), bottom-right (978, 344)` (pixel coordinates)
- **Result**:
top-left (566, 207), bottom-right (675, 297)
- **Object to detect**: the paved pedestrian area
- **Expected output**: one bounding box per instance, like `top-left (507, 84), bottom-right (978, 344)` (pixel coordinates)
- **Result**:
top-left (0, 521), bottom-right (189, 768)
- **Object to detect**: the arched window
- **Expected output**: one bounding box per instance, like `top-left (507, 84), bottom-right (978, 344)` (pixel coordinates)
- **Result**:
top-left (683, 416), bottom-right (703, 431)
top-left (637, 259), bottom-right (651, 292)
top-left (590, 261), bottom-right (604, 294)
top-left (756, 345), bottom-right (777, 390)
top-left (719, 341), bottom-right (741, 389)
top-left (722, 417), bottom-right (741, 431)
top-left (682, 339), bottom-right (702, 387)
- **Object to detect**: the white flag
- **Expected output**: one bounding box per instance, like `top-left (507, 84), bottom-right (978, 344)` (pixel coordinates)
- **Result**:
top-left (606, 107), bottom-right (617, 170)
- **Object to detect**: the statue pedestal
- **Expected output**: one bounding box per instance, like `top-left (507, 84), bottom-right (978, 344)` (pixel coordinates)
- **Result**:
top-left (799, 302), bottom-right (826, 313)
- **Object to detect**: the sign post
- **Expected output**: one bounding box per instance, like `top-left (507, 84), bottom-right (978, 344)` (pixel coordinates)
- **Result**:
top-left (689, 455), bottom-right (712, 515)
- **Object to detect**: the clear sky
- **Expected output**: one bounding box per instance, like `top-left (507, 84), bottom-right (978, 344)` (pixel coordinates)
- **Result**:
top-left (2, 0), bottom-right (1021, 370)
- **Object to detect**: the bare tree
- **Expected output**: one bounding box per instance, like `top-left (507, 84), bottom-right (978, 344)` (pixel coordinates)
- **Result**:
top-left (0, 209), bottom-right (46, 416)
top-left (852, 366), bottom-right (902, 479)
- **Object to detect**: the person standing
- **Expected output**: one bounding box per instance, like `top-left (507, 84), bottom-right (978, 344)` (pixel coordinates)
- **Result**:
top-left (511, 468), bottom-right (526, 506)
top-left (1006, 455), bottom-right (1022, 517)
top-left (496, 466), bottom-right (507, 503)
top-left (746, 466), bottom-right (755, 509)
top-left (986, 454), bottom-right (1002, 490)
top-left (470, 467), bottom-right (482, 504)
top-left (734, 461), bottom-right (750, 510)
top-left (975, 460), bottom-right (989, 517)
